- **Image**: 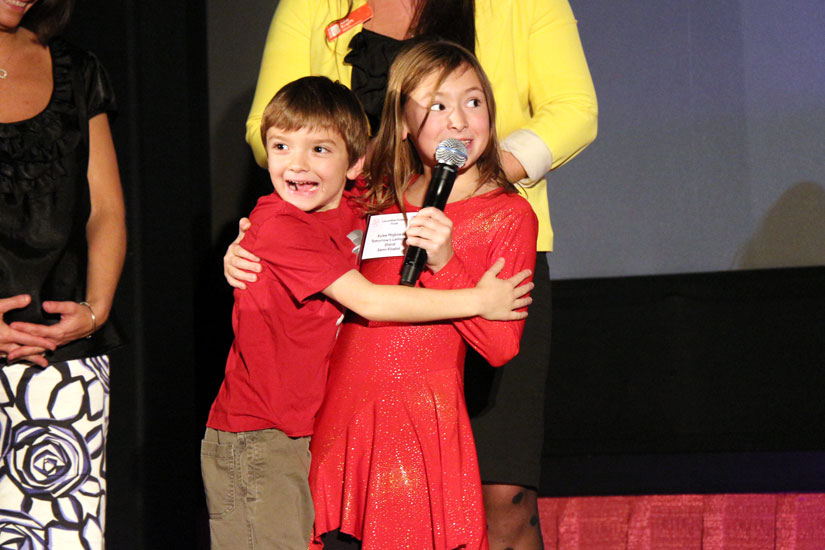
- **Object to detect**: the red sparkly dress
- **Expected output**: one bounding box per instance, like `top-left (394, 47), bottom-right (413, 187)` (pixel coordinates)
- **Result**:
top-left (309, 189), bottom-right (538, 550)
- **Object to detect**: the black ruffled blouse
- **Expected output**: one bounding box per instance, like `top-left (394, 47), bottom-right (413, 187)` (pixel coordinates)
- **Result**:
top-left (345, 29), bottom-right (410, 135)
top-left (0, 38), bottom-right (121, 362)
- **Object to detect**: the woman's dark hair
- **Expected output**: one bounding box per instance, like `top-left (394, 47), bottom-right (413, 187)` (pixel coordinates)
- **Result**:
top-left (21, 0), bottom-right (76, 44)
top-left (410, 0), bottom-right (475, 53)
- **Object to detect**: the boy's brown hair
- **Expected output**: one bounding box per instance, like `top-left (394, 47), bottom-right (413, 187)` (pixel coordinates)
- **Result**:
top-left (261, 76), bottom-right (369, 168)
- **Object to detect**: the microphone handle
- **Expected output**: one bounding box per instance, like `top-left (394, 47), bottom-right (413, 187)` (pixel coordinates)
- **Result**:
top-left (399, 163), bottom-right (458, 286)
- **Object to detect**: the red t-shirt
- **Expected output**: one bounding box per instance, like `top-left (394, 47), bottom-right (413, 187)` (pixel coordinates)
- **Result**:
top-left (207, 192), bottom-right (363, 436)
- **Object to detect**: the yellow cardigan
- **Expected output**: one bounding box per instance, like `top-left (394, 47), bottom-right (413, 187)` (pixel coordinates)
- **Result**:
top-left (245, 0), bottom-right (597, 251)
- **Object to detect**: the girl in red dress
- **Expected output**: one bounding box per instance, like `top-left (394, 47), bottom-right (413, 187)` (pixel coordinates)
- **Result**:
top-left (309, 40), bottom-right (538, 550)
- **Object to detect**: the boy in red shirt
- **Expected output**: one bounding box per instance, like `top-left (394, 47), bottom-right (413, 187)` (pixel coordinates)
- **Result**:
top-left (201, 77), bottom-right (531, 550)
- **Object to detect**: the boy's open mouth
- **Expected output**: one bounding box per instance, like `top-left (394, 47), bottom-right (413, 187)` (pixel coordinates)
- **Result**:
top-left (287, 180), bottom-right (319, 192)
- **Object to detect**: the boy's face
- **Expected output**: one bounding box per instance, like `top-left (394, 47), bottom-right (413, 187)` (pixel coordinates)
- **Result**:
top-left (265, 126), bottom-right (362, 213)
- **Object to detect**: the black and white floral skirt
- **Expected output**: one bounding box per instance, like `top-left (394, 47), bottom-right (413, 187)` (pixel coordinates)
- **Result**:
top-left (0, 355), bottom-right (109, 549)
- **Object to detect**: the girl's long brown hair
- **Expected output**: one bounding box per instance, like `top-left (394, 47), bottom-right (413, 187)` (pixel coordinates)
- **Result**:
top-left (361, 40), bottom-right (514, 215)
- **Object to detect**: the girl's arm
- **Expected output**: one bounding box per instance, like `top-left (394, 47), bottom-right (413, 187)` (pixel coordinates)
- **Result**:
top-left (419, 205), bottom-right (539, 366)
top-left (322, 260), bottom-right (532, 323)
top-left (8, 114), bottom-right (126, 356)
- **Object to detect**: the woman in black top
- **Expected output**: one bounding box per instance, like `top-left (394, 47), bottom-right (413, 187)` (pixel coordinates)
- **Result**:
top-left (0, 0), bottom-right (125, 547)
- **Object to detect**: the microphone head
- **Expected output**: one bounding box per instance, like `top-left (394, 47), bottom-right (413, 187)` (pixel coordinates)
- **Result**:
top-left (435, 139), bottom-right (468, 168)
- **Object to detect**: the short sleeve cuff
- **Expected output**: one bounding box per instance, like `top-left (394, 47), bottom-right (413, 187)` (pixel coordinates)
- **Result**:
top-left (83, 50), bottom-right (117, 120)
top-left (501, 129), bottom-right (554, 182)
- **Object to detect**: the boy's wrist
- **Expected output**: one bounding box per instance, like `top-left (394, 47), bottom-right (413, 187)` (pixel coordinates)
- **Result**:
top-left (470, 287), bottom-right (487, 318)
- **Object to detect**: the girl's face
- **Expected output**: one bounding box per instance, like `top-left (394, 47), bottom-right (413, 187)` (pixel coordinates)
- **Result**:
top-left (401, 63), bottom-right (490, 172)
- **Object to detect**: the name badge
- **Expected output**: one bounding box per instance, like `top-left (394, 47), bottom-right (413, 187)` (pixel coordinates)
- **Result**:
top-left (326, 4), bottom-right (373, 41)
top-left (361, 212), bottom-right (418, 260)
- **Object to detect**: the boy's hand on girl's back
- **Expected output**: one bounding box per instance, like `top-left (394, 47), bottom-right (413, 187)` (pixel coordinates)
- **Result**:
top-left (224, 218), bottom-right (262, 290)
top-left (474, 258), bottom-right (533, 321)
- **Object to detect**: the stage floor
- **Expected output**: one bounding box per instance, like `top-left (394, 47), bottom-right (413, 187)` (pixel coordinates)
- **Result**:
top-left (538, 494), bottom-right (825, 549)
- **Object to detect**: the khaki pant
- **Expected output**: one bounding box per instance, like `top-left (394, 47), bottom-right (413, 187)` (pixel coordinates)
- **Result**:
top-left (201, 427), bottom-right (313, 550)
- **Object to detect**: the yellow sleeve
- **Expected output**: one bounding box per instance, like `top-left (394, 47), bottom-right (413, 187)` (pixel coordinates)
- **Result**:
top-left (523, 0), bottom-right (598, 171)
top-left (245, 0), bottom-right (315, 167)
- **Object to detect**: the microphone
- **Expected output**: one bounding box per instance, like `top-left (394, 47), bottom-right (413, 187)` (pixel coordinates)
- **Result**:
top-left (400, 138), bottom-right (468, 286)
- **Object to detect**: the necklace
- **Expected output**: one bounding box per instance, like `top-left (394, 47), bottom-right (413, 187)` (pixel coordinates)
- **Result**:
top-left (0, 34), bottom-right (16, 79)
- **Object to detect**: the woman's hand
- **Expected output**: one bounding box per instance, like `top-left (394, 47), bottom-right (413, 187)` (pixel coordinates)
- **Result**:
top-left (9, 300), bottom-right (96, 354)
top-left (500, 151), bottom-right (528, 183)
top-left (474, 258), bottom-right (533, 321)
top-left (404, 207), bottom-right (454, 273)
top-left (1, 295), bottom-right (58, 367)
top-left (223, 218), bottom-right (261, 290)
